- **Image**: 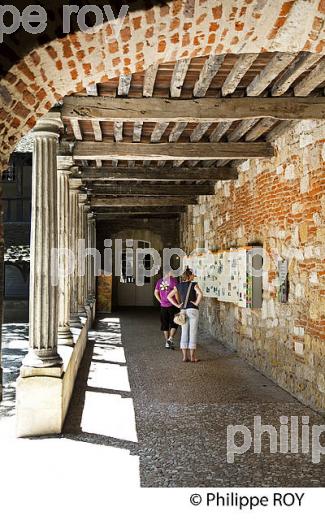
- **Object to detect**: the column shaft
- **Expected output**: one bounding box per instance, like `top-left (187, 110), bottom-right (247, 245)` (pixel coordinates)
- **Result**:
top-left (69, 183), bottom-right (82, 327)
top-left (23, 114), bottom-right (63, 368)
top-left (57, 167), bottom-right (74, 345)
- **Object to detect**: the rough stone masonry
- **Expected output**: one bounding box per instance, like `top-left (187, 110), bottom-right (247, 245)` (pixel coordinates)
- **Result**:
top-left (181, 120), bottom-right (325, 413)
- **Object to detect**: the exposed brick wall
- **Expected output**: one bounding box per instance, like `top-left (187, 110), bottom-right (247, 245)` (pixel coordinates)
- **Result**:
top-left (0, 0), bottom-right (324, 170)
top-left (180, 120), bottom-right (325, 413)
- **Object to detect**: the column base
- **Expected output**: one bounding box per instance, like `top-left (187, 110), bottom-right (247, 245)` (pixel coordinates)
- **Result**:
top-left (58, 325), bottom-right (74, 346)
top-left (16, 374), bottom-right (63, 437)
top-left (16, 307), bottom-right (92, 437)
top-left (22, 349), bottom-right (63, 369)
top-left (78, 305), bottom-right (87, 318)
top-left (70, 313), bottom-right (82, 329)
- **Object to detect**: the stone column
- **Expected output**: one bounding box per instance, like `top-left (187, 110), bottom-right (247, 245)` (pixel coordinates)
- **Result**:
top-left (77, 193), bottom-right (87, 316)
top-left (87, 212), bottom-right (96, 302)
top-left (92, 217), bottom-right (97, 298)
top-left (83, 204), bottom-right (90, 306)
top-left (57, 156), bottom-right (74, 346)
top-left (22, 113), bottom-right (63, 369)
top-left (69, 179), bottom-right (82, 327)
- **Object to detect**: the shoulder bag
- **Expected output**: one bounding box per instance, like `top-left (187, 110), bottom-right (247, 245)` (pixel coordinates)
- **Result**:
top-left (174, 282), bottom-right (193, 326)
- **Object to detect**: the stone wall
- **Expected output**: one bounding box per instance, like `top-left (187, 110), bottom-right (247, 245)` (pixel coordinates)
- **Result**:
top-left (180, 120), bottom-right (325, 413)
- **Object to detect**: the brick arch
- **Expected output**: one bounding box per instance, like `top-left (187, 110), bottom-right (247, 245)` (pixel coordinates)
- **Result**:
top-left (0, 0), bottom-right (324, 170)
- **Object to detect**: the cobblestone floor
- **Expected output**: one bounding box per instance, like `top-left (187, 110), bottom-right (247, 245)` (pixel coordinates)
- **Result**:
top-left (63, 309), bottom-right (325, 487)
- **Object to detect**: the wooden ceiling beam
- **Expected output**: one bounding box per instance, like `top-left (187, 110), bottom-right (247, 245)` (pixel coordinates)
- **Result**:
top-left (91, 196), bottom-right (198, 207)
top-left (96, 214), bottom-right (180, 220)
top-left (73, 141), bottom-right (274, 161)
top-left (79, 166), bottom-right (237, 181)
top-left (93, 206), bottom-right (187, 214)
top-left (87, 184), bottom-right (215, 196)
top-left (62, 96), bottom-right (325, 122)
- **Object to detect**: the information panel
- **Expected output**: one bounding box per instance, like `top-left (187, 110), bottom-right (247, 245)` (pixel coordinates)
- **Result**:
top-left (185, 246), bottom-right (262, 309)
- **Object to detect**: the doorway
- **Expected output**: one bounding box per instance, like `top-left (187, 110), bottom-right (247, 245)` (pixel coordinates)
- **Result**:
top-left (117, 240), bottom-right (155, 307)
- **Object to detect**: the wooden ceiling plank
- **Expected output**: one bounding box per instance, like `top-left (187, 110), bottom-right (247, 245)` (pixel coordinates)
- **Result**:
top-left (169, 122), bottom-right (188, 167)
top-left (245, 117), bottom-right (276, 141)
top-left (267, 58), bottom-right (325, 141)
top-left (188, 122), bottom-right (214, 167)
top-left (246, 52), bottom-right (297, 96)
top-left (227, 118), bottom-right (259, 142)
top-left (92, 120), bottom-right (102, 142)
top-left (86, 83), bottom-right (98, 96)
top-left (113, 121), bottom-right (123, 142)
top-left (170, 58), bottom-right (191, 98)
top-left (210, 121), bottom-right (233, 142)
top-left (266, 120), bottom-right (297, 141)
top-left (71, 118), bottom-right (82, 140)
top-left (151, 122), bottom-right (169, 143)
top-left (190, 122), bottom-right (213, 142)
top-left (271, 52), bottom-right (322, 96)
top-left (169, 122), bottom-right (188, 142)
top-left (117, 74), bottom-right (132, 96)
top-left (222, 53), bottom-right (257, 96)
top-left (193, 54), bottom-right (225, 97)
top-left (294, 57), bottom-right (325, 96)
top-left (143, 63), bottom-right (159, 97)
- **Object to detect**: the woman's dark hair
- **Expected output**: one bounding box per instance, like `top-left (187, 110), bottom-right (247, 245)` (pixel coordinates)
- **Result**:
top-left (182, 267), bottom-right (193, 281)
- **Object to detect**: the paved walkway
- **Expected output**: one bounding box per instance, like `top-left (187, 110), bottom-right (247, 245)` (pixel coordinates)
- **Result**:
top-left (1, 310), bottom-right (325, 488)
top-left (64, 309), bottom-right (325, 487)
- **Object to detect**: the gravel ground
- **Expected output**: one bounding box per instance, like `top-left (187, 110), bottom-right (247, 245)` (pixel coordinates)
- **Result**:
top-left (63, 309), bottom-right (325, 488)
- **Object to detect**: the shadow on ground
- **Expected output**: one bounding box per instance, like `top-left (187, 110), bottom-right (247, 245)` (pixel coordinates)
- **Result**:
top-left (0, 323), bottom-right (28, 418)
top-left (64, 309), bottom-right (325, 487)
top-left (1, 312), bottom-right (325, 487)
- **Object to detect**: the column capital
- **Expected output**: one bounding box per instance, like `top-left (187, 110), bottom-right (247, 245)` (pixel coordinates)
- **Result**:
top-left (78, 193), bottom-right (88, 205)
top-left (57, 156), bottom-right (75, 173)
top-left (69, 178), bottom-right (83, 190)
top-left (33, 111), bottom-right (63, 138)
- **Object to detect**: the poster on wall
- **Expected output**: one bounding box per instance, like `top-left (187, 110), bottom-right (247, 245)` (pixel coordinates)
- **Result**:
top-left (184, 246), bottom-right (262, 309)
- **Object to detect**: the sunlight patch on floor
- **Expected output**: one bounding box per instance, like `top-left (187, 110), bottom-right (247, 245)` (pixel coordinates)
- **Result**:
top-left (80, 317), bottom-right (138, 442)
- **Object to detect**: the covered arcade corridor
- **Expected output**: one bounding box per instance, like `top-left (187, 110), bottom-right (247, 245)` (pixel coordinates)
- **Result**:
top-left (0, 3), bottom-right (324, 505)
top-left (1, 309), bottom-right (325, 488)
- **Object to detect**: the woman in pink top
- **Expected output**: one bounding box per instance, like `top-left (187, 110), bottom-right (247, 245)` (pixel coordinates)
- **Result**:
top-left (154, 271), bottom-right (179, 349)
